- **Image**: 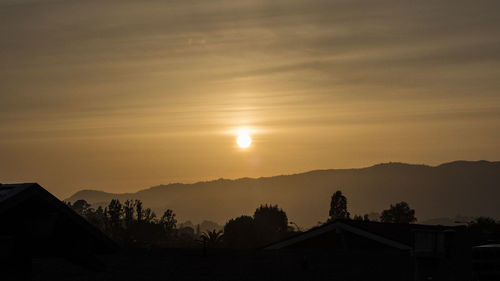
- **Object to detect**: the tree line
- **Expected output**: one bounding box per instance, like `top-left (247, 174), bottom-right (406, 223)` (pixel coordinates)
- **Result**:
top-left (67, 189), bottom-right (499, 248)
top-left (67, 199), bottom-right (183, 246)
top-left (66, 199), bottom-right (293, 248)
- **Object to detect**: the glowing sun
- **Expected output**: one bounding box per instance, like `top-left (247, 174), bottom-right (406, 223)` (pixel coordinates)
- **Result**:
top-left (237, 133), bottom-right (252, 148)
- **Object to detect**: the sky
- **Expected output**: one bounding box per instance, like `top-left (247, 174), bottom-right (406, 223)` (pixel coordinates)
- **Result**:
top-left (1, 0), bottom-right (500, 198)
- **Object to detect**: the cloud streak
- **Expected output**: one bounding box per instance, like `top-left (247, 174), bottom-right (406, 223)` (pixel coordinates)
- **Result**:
top-left (1, 0), bottom-right (500, 196)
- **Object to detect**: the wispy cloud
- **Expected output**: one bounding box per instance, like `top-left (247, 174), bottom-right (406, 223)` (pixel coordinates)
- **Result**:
top-left (1, 0), bottom-right (500, 196)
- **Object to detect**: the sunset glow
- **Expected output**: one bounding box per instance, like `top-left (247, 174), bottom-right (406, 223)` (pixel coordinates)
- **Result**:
top-left (0, 0), bottom-right (499, 200)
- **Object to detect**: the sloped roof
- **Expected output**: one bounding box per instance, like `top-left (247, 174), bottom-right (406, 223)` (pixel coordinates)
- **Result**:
top-left (474, 244), bottom-right (500, 248)
top-left (0, 183), bottom-right (118, 254)
top-left (265, 220), bottom-right (464, 250)
top-left (0, 183), bottom-right (33, 203)
top-left (341, 220), bottom-right (462, 246)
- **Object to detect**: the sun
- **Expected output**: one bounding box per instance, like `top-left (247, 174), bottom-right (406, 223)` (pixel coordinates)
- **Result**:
top-left (237, 133), bottom-right (252, 148)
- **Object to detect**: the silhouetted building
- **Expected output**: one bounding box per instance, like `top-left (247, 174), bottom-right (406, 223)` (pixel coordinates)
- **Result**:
top-left (0, 183), bottom-right (117, 280)
top-left (472, 244), bottom-right (500, 281)
top-left (265, 220), bottom-right (471, 281)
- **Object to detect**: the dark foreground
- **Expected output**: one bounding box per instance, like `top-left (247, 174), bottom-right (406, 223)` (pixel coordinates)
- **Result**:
top-left (31, 248), bottom-right (409, 281)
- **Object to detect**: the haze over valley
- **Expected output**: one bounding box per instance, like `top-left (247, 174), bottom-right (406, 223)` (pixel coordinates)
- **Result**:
top-left (67, 160), bottom-right (500, 227)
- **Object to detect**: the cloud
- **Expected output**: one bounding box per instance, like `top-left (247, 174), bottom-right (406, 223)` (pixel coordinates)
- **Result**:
top-left (1, 0), bottom-right (500, 196)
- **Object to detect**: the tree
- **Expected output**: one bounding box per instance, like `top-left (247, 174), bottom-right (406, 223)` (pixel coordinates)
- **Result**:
top-left (468, 217), bottom-right (500, 233)
top-left (107, 199), bottom-right (123, 224)
top-left (123, 200), bottom-right (136, 229)
top-left (380, 201), bottom-right (417, 223)
top-left (365, 212), bottom-right (380, 222)
top-left (161, 209), bottom-right (177, 237)
top-left (107, 199), bottom-right (123, 239)
top-left (329, 190), bottom-right (350, 221)
top-left (196, 224), bottom-right (201, 236)
top-left (135, 200), bottom-right (144, 223)
top-left (224, 215), bottom-right (258, 249)
top-left (143, 208), bottom-right (156, 223)
top-left (85, 206), bottom-right (106, 231)
top-left (71, 199), bottom-right (91, 215)
top-left (468, 217), bottom-right (500, 245)
top-left (254, 204), bottom-right (288, 244)
top-left (201, 229), bottom-right (224, 248)
top-left (353, 214), bottom-right (372, 221)
top-left (178, 226), bottom-right (195, 237)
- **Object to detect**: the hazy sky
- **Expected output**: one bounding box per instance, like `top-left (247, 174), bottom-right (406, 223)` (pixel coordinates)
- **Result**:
top-left (1, 0), bottom-right (500, 198)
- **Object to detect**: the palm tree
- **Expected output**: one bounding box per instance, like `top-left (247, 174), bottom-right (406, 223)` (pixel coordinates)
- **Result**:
top-left (200, 229), bottom-right (224, 248)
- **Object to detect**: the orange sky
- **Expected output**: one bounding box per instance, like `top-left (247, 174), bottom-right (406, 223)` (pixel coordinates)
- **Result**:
top-left (1, 0), bottom-right (500, 198)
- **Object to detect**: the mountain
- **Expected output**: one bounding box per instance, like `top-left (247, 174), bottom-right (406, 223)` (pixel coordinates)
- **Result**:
top-left (66, 160), bottom-right (500, 228)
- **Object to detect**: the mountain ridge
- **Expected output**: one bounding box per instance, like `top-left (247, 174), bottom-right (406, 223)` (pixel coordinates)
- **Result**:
top-left (66, 160), bottom-right (500, 227)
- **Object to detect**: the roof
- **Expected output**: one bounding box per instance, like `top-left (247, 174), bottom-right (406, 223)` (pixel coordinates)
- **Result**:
top-left (474, 244), bottom-right (500, 248)
top-left (265, 220), bottom-right (465, 250)
top-left (339, 220), bottom-right (462, 246)
top-left (0, 183), bottom-right (33, 203)
top-left (0, 183), bottom-right (118, 254)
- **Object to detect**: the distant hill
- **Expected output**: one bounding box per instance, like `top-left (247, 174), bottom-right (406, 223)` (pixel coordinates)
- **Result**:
top-left (66, 161), bottom-right (500, 228)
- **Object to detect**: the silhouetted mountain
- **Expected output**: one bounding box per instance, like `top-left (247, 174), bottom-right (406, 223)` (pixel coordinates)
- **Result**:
top-left (66, 161), bottom-right (500, 227)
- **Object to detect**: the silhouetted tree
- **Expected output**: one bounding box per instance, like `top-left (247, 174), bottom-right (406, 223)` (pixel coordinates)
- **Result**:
top-left (353, 214), bottom-right (371, 221)
top-left (71, 199), bottom-right (91, 215)
top-left (143, 208), bottom-right (156, 223)
top-left (178, 226), bottom-right (195, 237)
top-left (380, 201), bottom-right (416, 223)
top-left (470, 216), bottom-right (497, 226)
top-left (366, 212), bottom-right (380, 222)
top-left (176, 226), bottom-right (197, 247)
top-left (468, 216), bottom-right (500, 245)
top-left (329, 190), bottom-right (350, 221)
top-left (123, 200), bottom-right (136, 229)
top-left (179, 221), bottom-right (194, 229)
top-left (224, 216), bottom-right (258, 249)
top-left (135, 200), bottom-right (144, 223)
top-left (85, 206), bottom-right (106, 231)
top-left (107, 199), bottom-right (123, 239)
top-left (201, 229), bottom-right (224, 248)
top-left (161, 209), bottom-right (177, 238)
top-left (254, 204), bottom-right (288, 244)
top-left (195, 224), bottom-right (201, 237)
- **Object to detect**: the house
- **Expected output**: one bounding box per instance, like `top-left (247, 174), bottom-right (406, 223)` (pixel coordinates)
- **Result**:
top-left (265, 220), bottom-right (471, 281)
top-left (0, 183), bottom-right (118, 280)
top-left (472, 244), bottom-right (500, 281)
